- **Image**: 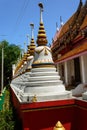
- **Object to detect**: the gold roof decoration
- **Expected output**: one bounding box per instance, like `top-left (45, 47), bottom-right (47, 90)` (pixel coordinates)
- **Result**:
top-left (27, 44), bottom-right (30, 54)
top-left (15, 52), bottom-right (28, 74)
top-left (53, 121), bottom-right (65, 130)
top-left (52, 0), bottom-right (83, 45)
top-left (14, 23), bottom-right (36, 76)
top-left (21, 53), bottom-right (27, 63)
top-left (51, 0), bottom-right (87, 62)
top-left (28, 23), bottom-right (36, 55)
top-left (14, 53), bottom-right (25, 74)
top-left (36, 3), bottom-right (48, 46)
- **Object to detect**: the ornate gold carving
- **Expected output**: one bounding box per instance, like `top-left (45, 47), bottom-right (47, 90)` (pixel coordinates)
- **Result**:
top-left (35, 46), bottom-right (51, 55)
top-left (36, 48), bottom-right (44, 54)
top-left (32, 65), bottom-right (55, 68)
top-left (32, 95), bottom-right (37, 102)
top-left (22, 105), bottom-right (75, 112)
top-left (44, 46), bottom-right (48, 55)
top-left (33, 58), bottom-right (53, 64)
top-left (53, 121), bottom-right (65, 130)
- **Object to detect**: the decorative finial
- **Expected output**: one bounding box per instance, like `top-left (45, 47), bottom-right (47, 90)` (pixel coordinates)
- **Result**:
top-left (56, 22), bottom-right (59, 31)
top-left (38, 2), bottom-right (43, 23)
top-left (53, 121), bottom-right (65, 130)
top-left (24, 42), bottom-right (26, 53)
top-left (60, 16), bottom-right (64, 27)
top-left (21, 49), bottom-right (24, 57)
top-left (30, 23), bottom-right (34, 39)
top-left (80, 0), bottom-right (82, 4)
top-left (29, 23), bottom-right (36, 56)
top-left (36, 3), bottom-right (48, 46)
top-left (32, 95), bottom-right (37, 102)
top-left (26, 34), bottom-right (30, 45)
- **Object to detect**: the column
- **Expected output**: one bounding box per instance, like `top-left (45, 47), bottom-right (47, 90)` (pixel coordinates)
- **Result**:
top-left (80, 55), bottom-right (87, 83)
top-left (64, 61), bottom-right (68, 85)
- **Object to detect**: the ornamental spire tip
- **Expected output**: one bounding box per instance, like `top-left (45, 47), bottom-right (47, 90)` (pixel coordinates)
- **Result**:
top-left (38, 2), bottom-right (43, 9)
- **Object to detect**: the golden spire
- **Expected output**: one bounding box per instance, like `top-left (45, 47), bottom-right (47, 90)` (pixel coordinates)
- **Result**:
top-left (26, 34), bottom-right (30, 53)
top-left (36, 3), bottom-right (48, 46)
top-left (53, 121), bottom-right (65, 130)
top-left (23, 52), bottom-right (28, 62)
top-left (28, 23), bottom-right (36, 55)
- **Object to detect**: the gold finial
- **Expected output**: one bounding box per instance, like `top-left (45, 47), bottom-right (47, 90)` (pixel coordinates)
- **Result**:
top-left (30, 23), bottom-right (34, 39)
top-left (53, 121), bottom-right (65, 130)
top-left (24, 42), bottom-right (26, 53)
top-left (29, 23), bottom-right (36, 55)
top-left (32, 95), bottom-right (37, 102)
top-left (37, 3), bottom-right (48, 46)
top-left (38, 3), bottom-right (43, 23)
top-left (60, 16), bottom-right (64, 27)
top-left (27, 34), bottom-right (30, 47)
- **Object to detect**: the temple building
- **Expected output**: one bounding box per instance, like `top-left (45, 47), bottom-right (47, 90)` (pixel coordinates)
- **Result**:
top-left (10, 1), bottom-right (87, 130)
top-left (51, 0), bottom-right (87, 87)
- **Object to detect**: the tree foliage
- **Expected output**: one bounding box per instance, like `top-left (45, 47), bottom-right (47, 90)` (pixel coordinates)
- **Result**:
top-left (0, 40), bottom-right (21, 89)
top-left (0, 88), bottom-right (15, 130)
top-left (0, 109), bottom-right (15, 130)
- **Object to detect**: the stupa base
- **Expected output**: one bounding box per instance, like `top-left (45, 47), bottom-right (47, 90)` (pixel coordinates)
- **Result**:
top-left (20, 91), bottom-right (72, 103)
top-left (82, 92), bottom-right (87, 100)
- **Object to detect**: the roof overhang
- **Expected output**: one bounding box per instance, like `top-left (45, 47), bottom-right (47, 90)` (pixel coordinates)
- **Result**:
top-left (55, 41), bottom-right (87, 64)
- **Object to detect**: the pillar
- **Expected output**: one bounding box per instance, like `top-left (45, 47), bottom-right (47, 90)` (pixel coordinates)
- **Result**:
top-left (80, 55), bottom-right (87, 83)
top-left (64, 61), bottom-right (68, 85)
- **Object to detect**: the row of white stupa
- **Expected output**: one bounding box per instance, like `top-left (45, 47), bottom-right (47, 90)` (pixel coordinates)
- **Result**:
top-left (11, 3), bottom-right (72, 103)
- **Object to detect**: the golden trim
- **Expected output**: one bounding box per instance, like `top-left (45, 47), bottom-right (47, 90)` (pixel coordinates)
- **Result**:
top-left (22, 103), bottom-right (87, 113)
top-left (33, 59), bottom-right (53, 64)
top-left (22, 105), bottom-right (75, 112)
top-left (32, 65), bottom-right (55, 68)
top-left (26, 69), bottom-right (31, 72)
top-left (76, 104), bottom-right (87, 111)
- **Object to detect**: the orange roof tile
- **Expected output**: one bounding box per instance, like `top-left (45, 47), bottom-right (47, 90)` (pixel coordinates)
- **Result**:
top-left (58, 14), bottom-right (75, 38)
top-left (80, 15), bottom-right (87, 29)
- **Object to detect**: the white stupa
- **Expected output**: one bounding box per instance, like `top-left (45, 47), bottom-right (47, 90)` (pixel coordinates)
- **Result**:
top-left (19, 3), bottom-right (72, 102)
top-left (11, 3), bottom-right (72, 103)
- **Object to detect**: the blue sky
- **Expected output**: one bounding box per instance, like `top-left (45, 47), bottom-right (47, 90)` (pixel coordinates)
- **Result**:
top-left (0, 0), bottom-right (86, 50)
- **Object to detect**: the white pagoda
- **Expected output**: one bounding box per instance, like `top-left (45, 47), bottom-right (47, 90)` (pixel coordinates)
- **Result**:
top-left (11, 3), bottom-right (72, 103)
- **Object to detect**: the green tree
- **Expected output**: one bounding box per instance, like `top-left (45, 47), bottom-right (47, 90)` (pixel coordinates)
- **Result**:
top-left (0, 110), bottom-right (15, 130)
top-left (0, 40), bottom-right (21, 89)
top-left (0, 89), bottom-right (15, 130)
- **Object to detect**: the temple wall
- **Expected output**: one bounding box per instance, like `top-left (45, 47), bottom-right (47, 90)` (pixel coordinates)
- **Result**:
top-left (10, 87), bottom-right (87, 130)
top-left (22, 105), bottom-right (75, 130)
